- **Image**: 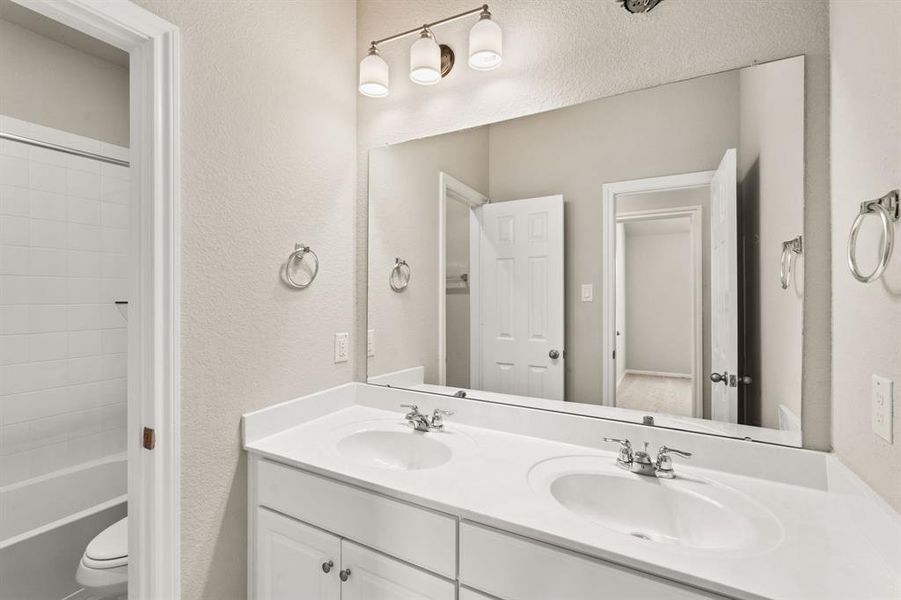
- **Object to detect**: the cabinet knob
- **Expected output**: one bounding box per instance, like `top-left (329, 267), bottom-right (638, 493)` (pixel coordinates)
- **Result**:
top-left (321, 560), bottom-right (333, 574)
top-left (339, 568), bottom-right (352, 582)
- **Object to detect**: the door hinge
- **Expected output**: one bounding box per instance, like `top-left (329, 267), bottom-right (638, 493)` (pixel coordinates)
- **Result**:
top-left (143, 427), bottom-right (156, 450)
top-left (612, 350), bottom-right (616, 360)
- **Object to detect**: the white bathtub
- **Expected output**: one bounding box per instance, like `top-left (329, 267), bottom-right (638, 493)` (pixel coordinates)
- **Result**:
top-left (0, 455), bottom-right (127, 600)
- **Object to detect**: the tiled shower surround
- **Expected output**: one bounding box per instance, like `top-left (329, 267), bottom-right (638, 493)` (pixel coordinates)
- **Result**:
top-left (0, 116), bottom-right (128, 487)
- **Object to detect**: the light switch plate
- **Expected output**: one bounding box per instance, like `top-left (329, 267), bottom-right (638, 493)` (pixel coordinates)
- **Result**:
top-left (581, 284), bottom-right (593, 302)
top-left (334, 332), bottom-right (349, 363)
top-left (367, 329), bottom-right (375, 357)
top-left (872, 375), bottom-right (893, 443)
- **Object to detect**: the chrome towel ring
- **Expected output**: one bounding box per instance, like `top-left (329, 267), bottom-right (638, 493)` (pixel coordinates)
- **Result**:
top-left (390, 258), bottom-right (411, 291)
top-left (284, 243), bottom-right (319, 289)
top-left (780, 235), bottom-right (803, 290)
top-left (847, 190), bottom-right (898, 284)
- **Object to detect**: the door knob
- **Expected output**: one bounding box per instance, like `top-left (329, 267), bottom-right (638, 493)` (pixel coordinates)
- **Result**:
top-left (710, 372), bottom-right (728, 384)
top-left (321, 560), bottom-right (333, 573)
top-left (339, 568), bottom-right (351, 582)
top-left (549, 349), bottom-right (560, 359)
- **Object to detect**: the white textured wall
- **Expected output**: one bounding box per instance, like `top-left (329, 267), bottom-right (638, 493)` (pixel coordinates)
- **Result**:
top-left (0, 18), bottom-right (128, 146)
top-left (357, 0), bottom-right (830, 449)
top-left (830, 0), bottom-right (901, 513)
top-left (132, 1), bottom-right (357, 598)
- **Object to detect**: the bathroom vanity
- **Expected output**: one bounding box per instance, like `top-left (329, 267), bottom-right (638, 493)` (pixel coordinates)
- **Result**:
top-left (244, 383), bottom-right (901, 600)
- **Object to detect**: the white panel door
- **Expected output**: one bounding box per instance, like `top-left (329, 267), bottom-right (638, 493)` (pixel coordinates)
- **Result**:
top-left (340, 541), bottom-right (456, 600)
top-left (709, 149), bottom-right (739, 423)
top-left (476, 195), bottom-right (565, 400)
top-left (255, 508), bottom-right (340, 600)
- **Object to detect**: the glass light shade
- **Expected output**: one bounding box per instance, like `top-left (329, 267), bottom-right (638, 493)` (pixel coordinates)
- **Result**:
top-left (469, 15), bottom-right (502, 71)
top-left (409, 31), bottom-right (441, 85)
top-left (359, 49), bottom-right (389, 98)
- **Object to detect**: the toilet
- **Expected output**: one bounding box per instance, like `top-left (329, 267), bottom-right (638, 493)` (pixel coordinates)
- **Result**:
top-left (76, 517), bottom-right (128, 600)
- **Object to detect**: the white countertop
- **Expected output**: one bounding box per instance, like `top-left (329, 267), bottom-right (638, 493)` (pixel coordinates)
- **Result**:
top-left (244, 385), bottom-right (901, 600)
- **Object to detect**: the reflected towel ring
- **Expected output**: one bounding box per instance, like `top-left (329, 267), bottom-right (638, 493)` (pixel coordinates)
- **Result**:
top-left (780, 235), bottom-right (802, 290)
top-left (390, 258), bottom-right (411, 291)
top-left (285, 243), bottom-right (319, 289)
top-left (847, 190), bottom-right (898, 284)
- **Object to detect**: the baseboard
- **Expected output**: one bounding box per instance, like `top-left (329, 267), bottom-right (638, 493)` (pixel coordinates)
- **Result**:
top-left (624, 369), bottom-right (692, 379)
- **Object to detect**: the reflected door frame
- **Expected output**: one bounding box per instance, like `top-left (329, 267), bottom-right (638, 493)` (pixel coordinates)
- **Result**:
top-left (601, 170), bottom-right (714, 415)
top-left (438, 172), bottom-right (488, 386)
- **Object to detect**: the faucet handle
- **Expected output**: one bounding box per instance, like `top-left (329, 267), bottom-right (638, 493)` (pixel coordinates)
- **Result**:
top-left (655, 446), bottom-right (692, 478)
top-left (400, 403), bottom-right (419, 413)
top-left (602, 438), bottom-right (633, 469)
top-left (658, 446), bottom-right (692, 459)
top-left (430, 408), bottom-right (454, 430)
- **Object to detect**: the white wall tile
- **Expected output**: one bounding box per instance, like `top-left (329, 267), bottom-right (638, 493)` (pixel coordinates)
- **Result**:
top-left (0, 215), bottom-right (29, 246)
top-left (30, 218), bottom-right (67, 249)
top-left (30, 248), bottom-right (67, 276)
top-left (29, 162), bottom-right (67, 194)
top-left (0, 185), bottom-right (29, 216)
top-left (67, 196), bottom-right (101, 225)
top-left (0, 245), bottom-right (29, 275)
top-left (68, 331), bottom-right (102, 358)
top-left (67, 169), bottom-right (101, 199)
top-left (0, 121), bottom-right (130, 485)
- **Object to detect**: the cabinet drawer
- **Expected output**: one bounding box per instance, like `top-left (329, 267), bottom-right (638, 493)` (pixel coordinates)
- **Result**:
top-left (341, 541), bottom-right (455, 600)
top-left (460, 523), bottom-right (724, 600)
top-left (257, 459), bottom-right (456, 578)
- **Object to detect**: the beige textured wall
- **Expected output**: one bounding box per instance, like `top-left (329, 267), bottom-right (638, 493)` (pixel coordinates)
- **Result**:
top-left (130, 1), bottom-right (357, 598)
top-left (623, 223), bottom-right (693, 375)
top-left (368, 127), bottom-right (488, 382)
top-left (739, 57), bottom-right (805, 430)
top-left (830, 0), bottom-right (901, 513)
top-left (357, 0), bottom-right (831, 450)
top-left (0, 18), bottom-right (128, 145)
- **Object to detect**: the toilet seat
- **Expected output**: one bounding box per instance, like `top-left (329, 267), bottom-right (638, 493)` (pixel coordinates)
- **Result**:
top-left (82, 517), bottom-right (128, 569)
top-left (77, 516), bottom-right (128, 599)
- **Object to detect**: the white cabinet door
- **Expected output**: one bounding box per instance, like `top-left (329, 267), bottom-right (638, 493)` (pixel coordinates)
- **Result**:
top-left (255, 508), bottom-right (341, 600)
top-left (340, 541), bottom-right (456, 600)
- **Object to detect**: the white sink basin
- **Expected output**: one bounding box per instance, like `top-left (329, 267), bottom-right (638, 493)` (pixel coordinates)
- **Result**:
top-left (529, 456), bottom-right (782, 553)
top-left (333, 420), bottom-right (475, 471)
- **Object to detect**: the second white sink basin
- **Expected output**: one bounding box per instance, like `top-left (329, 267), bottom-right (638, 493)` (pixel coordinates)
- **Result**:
top-left (529, 456), bottom-right (783, 554)
top-left (333, 420), bottom-right (475, 471)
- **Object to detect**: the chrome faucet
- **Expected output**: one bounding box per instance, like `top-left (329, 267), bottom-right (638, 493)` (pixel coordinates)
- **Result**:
top-left (401, 405), bottom-right (454, 432)
top-left (602, 438), bottom-right (692, 478)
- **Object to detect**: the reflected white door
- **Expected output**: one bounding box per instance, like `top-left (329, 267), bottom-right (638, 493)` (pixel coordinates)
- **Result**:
top-left (615, 222), bottom-right (627, 386)
top-left (709, 149), bottom-right (739, 422)
top-left (476, 195), bottom-right (564, 400)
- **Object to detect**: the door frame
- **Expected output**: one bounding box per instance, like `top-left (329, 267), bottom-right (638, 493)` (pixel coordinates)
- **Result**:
top-left (437, 172), bottom-right (487, 386)
top-left (12, 1), bottom-right (182, 598)
top-left (601, 170), bottom-right (713, 411)
top-left (615, 206), bottom-right (705, 417)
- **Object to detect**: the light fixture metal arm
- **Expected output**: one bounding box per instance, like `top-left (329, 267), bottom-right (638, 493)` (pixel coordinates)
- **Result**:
top-left (370, 4), bottom-right (490, 47)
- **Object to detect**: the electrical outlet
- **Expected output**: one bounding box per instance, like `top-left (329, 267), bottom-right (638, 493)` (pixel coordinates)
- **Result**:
top-left (367, 329), bottom-right (375, 357)
top-left (581, 284), bottom-right (593, 302)
top-left (334, 332), bottom-right (349, 363)
top-left (872, 375), bottom-right (894, 443)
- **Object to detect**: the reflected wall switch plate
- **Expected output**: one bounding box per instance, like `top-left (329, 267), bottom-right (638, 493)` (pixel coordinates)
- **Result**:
top-left (581, 284), bottom-right (593, 302)
top-left (872, 375), bottom-right (893, 443)
top-left (367, 329), bottom-right (375, 357)
top-left (335, 332), bottom-right (349, 363)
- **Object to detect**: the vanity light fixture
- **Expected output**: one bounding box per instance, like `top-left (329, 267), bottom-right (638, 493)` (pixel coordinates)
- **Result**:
top-left (358, 4), bottom-right (502, 97)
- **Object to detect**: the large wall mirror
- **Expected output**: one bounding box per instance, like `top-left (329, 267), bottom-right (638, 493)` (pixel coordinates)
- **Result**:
top-left (367, 56), bottom-right (805, 447)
